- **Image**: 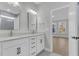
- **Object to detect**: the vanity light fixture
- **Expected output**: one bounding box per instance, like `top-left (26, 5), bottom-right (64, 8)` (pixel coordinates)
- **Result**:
top-left (0, 15), bottom-right (15, 19)
top-left (28, 9), bottom-right (37, 15)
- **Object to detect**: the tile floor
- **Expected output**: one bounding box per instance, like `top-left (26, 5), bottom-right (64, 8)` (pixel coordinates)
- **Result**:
top-left (37, 50), bottom-right (62, 56)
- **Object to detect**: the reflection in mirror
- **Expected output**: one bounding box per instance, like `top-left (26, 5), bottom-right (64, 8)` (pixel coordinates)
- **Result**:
top-left (0, 10), bottom-right (19, 30)
top-left (27, 9), bottom-right (37, 34)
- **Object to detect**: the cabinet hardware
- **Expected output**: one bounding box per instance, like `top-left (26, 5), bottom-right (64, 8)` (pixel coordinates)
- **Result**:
top-left (17, 47), bottom-right (21, 55)
top-left (31, 46), bottom-right (35, 48)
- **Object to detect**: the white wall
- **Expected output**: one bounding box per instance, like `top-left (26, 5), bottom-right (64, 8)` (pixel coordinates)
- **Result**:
top-left (69, 2), bottom-right (79, 56)
top-left (0, 2), bottom-right (20, 37)
top-left (13, 2), bottom-right (39, 35)
top-left (18, 3), bottom-right (38, 34)
top-left (0, 2), bottom-right (38, 36)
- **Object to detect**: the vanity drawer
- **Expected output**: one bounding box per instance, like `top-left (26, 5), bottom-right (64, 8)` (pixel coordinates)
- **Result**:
top-left (30, 43), bottom-right (36, 48)
top-left (30, 37), bottom-right (36, 56)
top-left (30, 45), bottom-right (36, 49)
top-left (2, 38), bottom-right (26, 49)
top-left (29, 37), bottom-right (36, 49)
top-left (30, 47), bottom-right (36, 56)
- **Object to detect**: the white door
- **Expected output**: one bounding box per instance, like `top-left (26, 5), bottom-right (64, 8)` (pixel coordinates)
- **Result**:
top-left (69, 3), bottom-right (79, 56)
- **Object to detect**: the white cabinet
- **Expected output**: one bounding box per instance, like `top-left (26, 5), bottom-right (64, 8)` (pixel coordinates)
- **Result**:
top-left (0, 34), bottom-right (45, 56)
top-left (2, 38), bottom-right (28, 56)
top-left (29, 35), bottom-right (45, 55)
top-left (29, 37), bottom-right (37, 56)
top-left (3, 43), bottom-right (27, 56)
top-left (0, 42), bottom-right (2, 56)
top-left (37, 35), bottom-right (44, 54)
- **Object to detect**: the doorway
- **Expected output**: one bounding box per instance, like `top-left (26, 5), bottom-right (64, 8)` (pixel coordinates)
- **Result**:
top-left (53, 36), bottom-right (69, 56)
top-left (51, 6), bottom-right (69, 56)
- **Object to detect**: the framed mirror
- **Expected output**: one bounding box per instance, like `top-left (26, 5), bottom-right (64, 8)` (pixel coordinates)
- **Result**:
top-left (27, 9), bottom-right (37, 33)
top-left (0, 10), bottom-right (19, 30)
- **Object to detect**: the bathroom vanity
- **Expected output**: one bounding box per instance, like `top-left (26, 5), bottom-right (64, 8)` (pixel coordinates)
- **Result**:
top-left (0, 33), bottom-right (45, 56)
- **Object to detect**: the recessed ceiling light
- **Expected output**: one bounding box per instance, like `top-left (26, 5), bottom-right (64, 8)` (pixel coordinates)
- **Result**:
top-left (0, 15), bottom-right (15, 19)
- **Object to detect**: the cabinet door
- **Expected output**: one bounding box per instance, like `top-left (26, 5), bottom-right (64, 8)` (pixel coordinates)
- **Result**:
top-left (3, 42), bottom-right (27, 56)
top-left (2, 38), bottom-right (28, 56)
top-left (37, 35), bottom-right (44, 54)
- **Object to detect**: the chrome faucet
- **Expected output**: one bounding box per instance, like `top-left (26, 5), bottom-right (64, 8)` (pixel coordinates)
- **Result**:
top-left (32, 29), bottom-right (36, 34)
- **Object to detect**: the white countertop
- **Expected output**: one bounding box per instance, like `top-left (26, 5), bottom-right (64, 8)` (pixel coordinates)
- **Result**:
top-left (0, 33), bottom-right (44, 42)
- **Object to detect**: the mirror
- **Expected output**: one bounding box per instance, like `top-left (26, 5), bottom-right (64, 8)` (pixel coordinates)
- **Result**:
top-left (27, 9), bottom-right (37, 33)
top-left (0, 10), bottom-right (19, 30)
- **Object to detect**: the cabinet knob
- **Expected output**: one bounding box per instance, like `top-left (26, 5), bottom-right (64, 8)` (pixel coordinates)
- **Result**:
top-left (31, 46), bottom-right (35, 48)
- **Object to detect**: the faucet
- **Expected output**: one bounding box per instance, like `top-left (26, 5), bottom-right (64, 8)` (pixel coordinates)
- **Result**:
top-left (32, 29), bottom-right (37, 34)
top-left (10, 30), bottom-right (13, 36)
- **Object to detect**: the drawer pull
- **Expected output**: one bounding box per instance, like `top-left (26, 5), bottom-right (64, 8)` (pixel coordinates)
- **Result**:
top-left (17, 47), bottom-right (21, 55)
top-left (32, 46), bottom-right (35, 48)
